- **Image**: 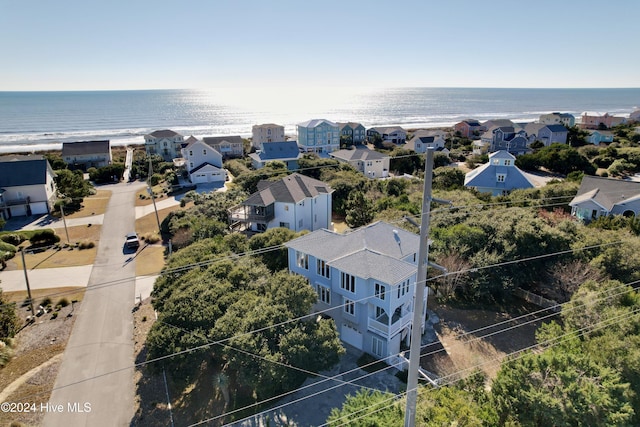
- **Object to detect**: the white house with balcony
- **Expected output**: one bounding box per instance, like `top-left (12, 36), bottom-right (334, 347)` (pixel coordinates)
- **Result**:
top-left (285, 221), bottom-right (427, 363)
top-left (181, 136), bottom-right (227, 184)
top-left (229, 173), bottom-right (332, 233)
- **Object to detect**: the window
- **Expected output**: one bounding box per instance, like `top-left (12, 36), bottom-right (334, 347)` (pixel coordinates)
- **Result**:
top-left (375, 306), bottom-right (385, 319)
top-left (372, 337), bottom-right (384, 357)
top-left (497, 174), bottom-right (505, 183)
top-left (344, 298), bottom-right (355, 316)
top-left (318, 285), bottom-right (331, 304)
top-left (296, 251), bottom-right (308, 269)
top-left (504, 159), bottom-right (512, 166)
top-left (298, 219), bottom-right (303, 228)
top-left (279, 222), bottom-right (290, 228)
top-left (375, 283), bottom-right (386, 300)
top-left (341, 272), bottom-right (355, 293)
top-left (189, 150), bottom-right (193, 156)
top-left (203, 149), bottom-right (207, 155)
top-left (399, 279), bottom-right (410, 297)
top-left (492, 159), bottom-right (500, 165)
top-left (317, 259), bottom-right (330, 278)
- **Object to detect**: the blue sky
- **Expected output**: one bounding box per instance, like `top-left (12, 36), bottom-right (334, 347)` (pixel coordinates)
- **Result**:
top-left (1, 0), bottom-right (639, 91)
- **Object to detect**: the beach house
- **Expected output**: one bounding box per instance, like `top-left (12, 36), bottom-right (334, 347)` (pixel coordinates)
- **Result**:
top-left (228, 173), bottom-right (332, 233)
top-left (285, 221), bottom-right (426, 362)
top-left (338, 122), bottom-right (367, 146)
top-left (485, 126), bottom-right (529, 156)
top-left (585, 130), bottom-right (615, 145)
top-left (61, 140), bottom-right (112, 170)
top-left (251, 123), bottom-right (286, 149)
top-left (524, 123), bottom-right (568, 146)
top-left (144, 129), bottom-right (185, 161)
top-left (366, 126), bottom-right (407, 146)
top-left (464, 151), bottom-right (535, 196)
top-left (539, 112), bottom-right (576, 127)
top-left (329, 147), bottom-right (390, 179)
top-left (297, 119), bottom-right (340, 154)
top-left (569, 176), bottom-right (640, 222)
top-left (202, 136), bottom-right (244, 159)
top-left (181, 136), bottom-right (227, 184)
top-left (454, 119), bottom-right (485, 139)
top-left (249, 140), bottom-right (302, 170)
top-left (579, 112), bottom-right (627, 129)
top-left (0, 155), bottom-right (57, 219)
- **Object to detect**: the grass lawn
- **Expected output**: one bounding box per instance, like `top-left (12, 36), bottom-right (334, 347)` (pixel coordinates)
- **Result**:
top-left (64, 190), bottom-right (111, 218)
top-left (134, 244), bottom-right (166, 277)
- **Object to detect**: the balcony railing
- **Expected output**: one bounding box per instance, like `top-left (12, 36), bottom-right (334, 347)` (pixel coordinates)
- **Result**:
top-left (367, 312), bottom-right (412, 338)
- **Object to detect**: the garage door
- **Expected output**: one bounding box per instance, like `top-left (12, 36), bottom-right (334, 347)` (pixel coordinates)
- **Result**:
top-left (341, 323), bottom-right (363, 350)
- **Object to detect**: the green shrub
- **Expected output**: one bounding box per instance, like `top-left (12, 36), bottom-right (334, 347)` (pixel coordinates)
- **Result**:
top-left (78, 240), bottom-right (95, 249)
top-left (57, 298), bottom-right (70, 307)
top-left (0, 241), bottom-right (17, 256)
top-left (50, 312), bottom-right (58, 319)
top-left (0, 233), bottom-right (24, 246)
top-left (40, 297), bottom-right (52, 307)
top-left (29, 229), bottom-right (60, 246)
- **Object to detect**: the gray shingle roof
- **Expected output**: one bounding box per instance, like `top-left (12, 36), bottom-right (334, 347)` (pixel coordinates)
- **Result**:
top-left (464, 151), bottom-right (534, 190)
top-left (243, 173), bottom-right (332, 206)
top-left (147, 129), bottom-right (180, 138)
top-left (61, 140), bottom-right (110, 156)
top-left (569, 176), bottom-right (640, 211)
top-left (329, 147), bottom-right (388, 162)
top-left (0, 155), bottom-right (54, 186)
top-left (258, 141), bottom-right (301, 160)
top-left (202, 136), bottom-right (244, 146)
top-left (286, 221), bottom-right (419, 284)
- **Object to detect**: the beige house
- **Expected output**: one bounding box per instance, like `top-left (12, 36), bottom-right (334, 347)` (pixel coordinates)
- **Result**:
top-left (144, 129), bottom-right (185, 161)
top-left (202, 136), bottom-right (244, 159)
top-left (251, 123), bottom-right (286, 149)
top-left (579, 112), bottom-right (626, 129)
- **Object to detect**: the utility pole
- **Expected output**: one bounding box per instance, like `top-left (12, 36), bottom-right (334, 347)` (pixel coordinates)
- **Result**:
top-left (404, 148), bottom-right (435, 427)
top-left (60, 204), bottom-right (70, 243)
top-left (148, 157), bottom-right (161, 232)
top-left (20, 249), bottom-right (35, 318)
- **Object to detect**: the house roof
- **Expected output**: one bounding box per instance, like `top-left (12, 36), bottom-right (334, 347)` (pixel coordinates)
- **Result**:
top-left (329, 147), bottom-right (388, 162)
top-left (189, 162), bottom-right (225, 174)
top-left (569, 176), bottom-right (640, 211)
top-left (464, 151), bottom-right (534, 190)
top-left (251, 141), bottom-right (301, 162)
top-left (297, 119), bottom-right (339, 128)
top-left (252, 123), bottom-right (283, 129)
top-left (243, 173), bottom-right (332, 207)
top-left (286, 221), bottom-right (419, 284)
top-left (147, 129), bottom-right (180, 138)
top-left (203, 136), bottom-right (244, 146)
top-left (546, 124), bottom-right (568, 132)
top-left (0, 155), bottom-right (54, 187)
top-left (459, 119), bottom-right (481, 126)
top-left (338, 122), bottom-right (365, 131)
top-left (587, 130), bottom-right (614, 137)
top-left (61, 140), bottom-right (111, 156)
top-left (368, 126), bottom-right (406, 134)
top-left (482, 119), bottom-right (515, 128)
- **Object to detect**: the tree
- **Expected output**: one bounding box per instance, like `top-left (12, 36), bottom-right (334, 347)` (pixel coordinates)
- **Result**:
top-left (327, 389), bottom-right (403, 426)
top-left (0, 287), bottom-right (20, 341)
top-left (248, 227), bottom-right (300, 272)
top-left (492, 351), bottom-right (635, 426)
top-left (345, 191), bottom-right (375, 228)
top-left (54, 169), bottom-right (94, 200)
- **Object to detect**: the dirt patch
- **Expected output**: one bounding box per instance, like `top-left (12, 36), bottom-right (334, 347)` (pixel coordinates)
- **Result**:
top-left (422, 301), bottom-right (553, 384)
top-left (0, 299), bottom-right (81, 427)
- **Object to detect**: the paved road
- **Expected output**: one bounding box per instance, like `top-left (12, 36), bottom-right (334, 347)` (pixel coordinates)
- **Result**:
top-left (43, 182), bottom-right (146, 427)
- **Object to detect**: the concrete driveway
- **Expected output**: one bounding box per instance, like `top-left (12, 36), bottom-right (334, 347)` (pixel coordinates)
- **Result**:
top-left (42, 182), bottom-right (145, 427)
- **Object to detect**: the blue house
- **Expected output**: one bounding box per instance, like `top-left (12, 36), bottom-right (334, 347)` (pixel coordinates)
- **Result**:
top-left (249, 141), bottom-right (302, 170)
top-left (285, 221), bottom-right (427, 364)
top-left (586, 130), bottom-right (614, 145)
top-left (464, 151), bottom-right (535, 196)
top-left (297, 119), bottom-right (340, 154)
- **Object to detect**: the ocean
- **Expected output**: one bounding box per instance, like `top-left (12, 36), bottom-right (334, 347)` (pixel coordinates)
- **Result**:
top-left (0, 87), bottom-right (639, 153)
